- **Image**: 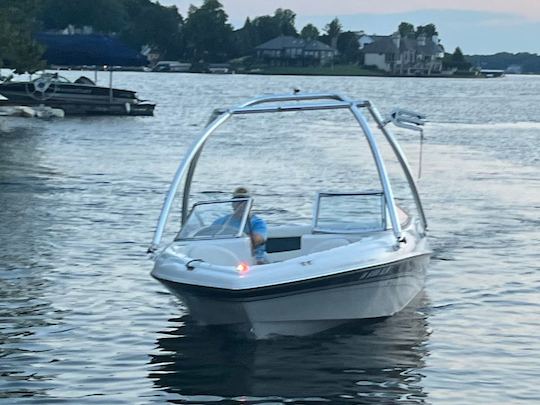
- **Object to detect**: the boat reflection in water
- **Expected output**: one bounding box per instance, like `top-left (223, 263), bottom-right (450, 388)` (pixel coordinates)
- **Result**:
top-left (148, 294), bottom-right (431, 403)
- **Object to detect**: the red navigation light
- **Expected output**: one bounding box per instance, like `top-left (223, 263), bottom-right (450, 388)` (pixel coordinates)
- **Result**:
top-left (236, 262), bottom-right (250, 275)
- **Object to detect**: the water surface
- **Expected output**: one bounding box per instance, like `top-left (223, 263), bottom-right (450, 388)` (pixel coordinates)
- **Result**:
top-left (1, 72), bottom-right (539, 403)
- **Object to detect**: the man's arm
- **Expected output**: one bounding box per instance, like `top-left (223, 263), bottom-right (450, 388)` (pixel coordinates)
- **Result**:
top-left (250, 216), bottom-right (267, 246)
top-left (251, 232), bottom-right (266, 246)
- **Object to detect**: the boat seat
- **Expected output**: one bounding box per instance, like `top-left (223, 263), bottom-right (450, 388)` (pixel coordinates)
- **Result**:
top-left (301, 235), bottom-right (350, 254)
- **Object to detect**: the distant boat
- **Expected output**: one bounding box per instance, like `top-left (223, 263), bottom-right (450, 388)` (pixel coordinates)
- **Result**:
top-left (0, 73), bottom-right (155, 116)
top-left (152, 61), bottom-right (191, 72)
top-left (480, 69), bottom-right (505, 78)
top-left (207, 64), bottom-right (232, 74)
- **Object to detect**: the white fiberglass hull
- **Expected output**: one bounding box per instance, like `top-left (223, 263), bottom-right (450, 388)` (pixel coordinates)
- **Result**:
top-left (157, 254), bottom-right (428, 338)
top-left (152, 226), bottom-right (430, 338)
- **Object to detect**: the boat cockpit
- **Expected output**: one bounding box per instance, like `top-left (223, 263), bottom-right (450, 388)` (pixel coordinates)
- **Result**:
top-left (149, 93), bottom-right (428, 268)
top-left (172, 191), bottom-right (411, 266)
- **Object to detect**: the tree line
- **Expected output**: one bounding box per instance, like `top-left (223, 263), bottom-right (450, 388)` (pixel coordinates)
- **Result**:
top-left (12, 0), bottom-right (360, 64)
top-left (0, 1), bottom-right (46, 73)
top-left (3, 0), bottom-right (530, 74)
top-left (465, 53), bottom-right (540, 74)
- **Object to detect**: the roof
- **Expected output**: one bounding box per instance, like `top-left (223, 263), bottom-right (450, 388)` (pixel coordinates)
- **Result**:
top-left (362, 35), bottom-right (388, 41)
top-left (304, 40), bottom-right (336, 52)
top-left (413, 38), bottom-right (444, 56)
top-left (255, 36), bottom-right (305, 50)
top-left (255, 35), bottom-right (336, 52)
top-left (362, 37), bottom-right (397, 54)
top-left (35, 33), bottom-right (147, 66)
top-left (361, 34), bottom-right (443, 56)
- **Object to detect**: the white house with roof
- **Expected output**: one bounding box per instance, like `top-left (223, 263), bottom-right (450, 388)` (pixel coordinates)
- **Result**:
top-left (358, 32), bottom-right (444, 75)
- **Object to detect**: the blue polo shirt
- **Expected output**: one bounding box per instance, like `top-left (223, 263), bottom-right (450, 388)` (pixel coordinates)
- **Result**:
top-left (213, 214), bottom-right (268, 262)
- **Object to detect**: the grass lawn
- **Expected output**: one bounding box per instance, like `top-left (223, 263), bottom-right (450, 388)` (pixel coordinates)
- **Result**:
top-left (247, 65), bottom-right (386, 77)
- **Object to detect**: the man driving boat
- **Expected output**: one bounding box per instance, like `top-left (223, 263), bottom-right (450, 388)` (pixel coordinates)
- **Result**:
top-left (212, 187), bottom-right (269, 264)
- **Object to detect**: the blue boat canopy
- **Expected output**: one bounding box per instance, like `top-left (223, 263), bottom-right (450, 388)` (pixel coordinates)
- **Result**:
top-left (35, 33), bottom-right (147, 67)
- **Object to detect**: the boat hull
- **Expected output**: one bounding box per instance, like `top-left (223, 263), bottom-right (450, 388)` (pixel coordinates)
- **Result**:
top-left (0, 82), bottom-right (154, 116)
top-left (155, 254), bottom-right (429, 338)
top-left (0, 82), bottom-right (136, 104)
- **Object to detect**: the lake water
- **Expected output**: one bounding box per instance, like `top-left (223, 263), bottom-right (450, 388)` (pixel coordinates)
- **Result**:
top-left (1, 72), bottom-right (539, 404)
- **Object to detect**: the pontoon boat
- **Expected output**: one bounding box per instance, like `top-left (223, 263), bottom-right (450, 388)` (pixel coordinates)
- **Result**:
top-left (0, 73), bottom-right (155, 116)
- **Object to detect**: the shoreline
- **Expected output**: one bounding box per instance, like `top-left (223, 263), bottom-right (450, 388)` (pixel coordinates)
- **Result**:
top-left (4, 66), bottom-right (538, 79)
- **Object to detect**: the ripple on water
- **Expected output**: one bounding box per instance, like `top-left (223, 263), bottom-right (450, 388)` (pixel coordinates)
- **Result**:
top-left (1, 73), bottom-right (540, 403)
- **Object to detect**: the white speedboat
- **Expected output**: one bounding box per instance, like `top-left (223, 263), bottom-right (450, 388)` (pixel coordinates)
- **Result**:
top-left (149, 93), bottom-right (430, 338)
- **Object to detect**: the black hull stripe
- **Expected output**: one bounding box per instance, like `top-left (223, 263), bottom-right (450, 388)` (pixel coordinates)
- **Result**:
top-left (0, 83), bottom-right (136, 98)
top-left (156, 253), bottom-right (429, 300)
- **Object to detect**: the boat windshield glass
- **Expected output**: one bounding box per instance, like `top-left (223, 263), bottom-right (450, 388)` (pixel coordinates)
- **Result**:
top-left (176, 198), bottom-right (252, 240)
top-left (313, 192), bottom-right (386, 233)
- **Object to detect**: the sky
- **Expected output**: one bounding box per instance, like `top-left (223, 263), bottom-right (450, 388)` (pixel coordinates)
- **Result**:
top-left (158, 0), bottom-right (540, 54)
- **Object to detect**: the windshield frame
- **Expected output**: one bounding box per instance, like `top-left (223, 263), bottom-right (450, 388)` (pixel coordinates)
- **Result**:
top-left (175, 197), bottom-right (253, 241)
top-left (312, 191), bottom-right (387, 234)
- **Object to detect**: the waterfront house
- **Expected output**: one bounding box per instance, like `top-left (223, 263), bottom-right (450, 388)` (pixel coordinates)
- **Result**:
top-left (255, 36), bottom-right (337, 66)
top-left (358, 32), bottom-right (444, 75)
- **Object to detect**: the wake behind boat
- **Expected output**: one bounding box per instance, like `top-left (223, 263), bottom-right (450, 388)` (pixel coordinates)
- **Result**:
top-left (0, 73), bottom-right (155, 116)
top-left (148, 93), bottom-right (431, 338)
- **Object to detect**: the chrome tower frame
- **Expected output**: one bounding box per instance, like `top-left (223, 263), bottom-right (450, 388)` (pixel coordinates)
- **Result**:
top-left (148, 93), bottom-right (427, 253)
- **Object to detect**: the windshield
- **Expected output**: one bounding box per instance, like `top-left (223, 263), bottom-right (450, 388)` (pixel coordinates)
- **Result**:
top-left (313, 192), bottom-right (387, 233)
top-left (176, 198), bottom-right (252, 240)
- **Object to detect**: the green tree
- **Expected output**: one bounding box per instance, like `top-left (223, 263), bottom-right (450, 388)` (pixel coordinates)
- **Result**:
top-left (398, 22), bottom-right (414, 37)
top-left (0, 1), bottom-right (45, 73)
top-left (232, 18), bottom-right (258, 57)
top-left (415, 23), bottom-right (438, 37)
top-left (252, 8), bottom-right (298, 45)
top-left (452, 47), bottom-right (466, 63)
top-left (273, 8), bottom-right (297, 36)
top-left (442, 47), bottom-right (471, 71)
top-left (183, 0), bottom-right (233, 62)
top-left (251, 15), bottom-right (280, 44)
top-left (300, 24), bottom-right (319, 40)
top-left (466, 52), bottom-right (540, 74)
top-left (323, 18), bottom-right (342, 48)
top-left (337, 31), bottom-right (359, 63)
top-left (40, 0), bottom-right (127, 33)
top-left (120, 0), bottom-right (184, 59)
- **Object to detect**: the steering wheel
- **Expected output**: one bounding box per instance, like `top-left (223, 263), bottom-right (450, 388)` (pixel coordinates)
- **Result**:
top-left (194, 224), bottom-right (245, 237)
top-left (25, 77), bottom-right (57, 101)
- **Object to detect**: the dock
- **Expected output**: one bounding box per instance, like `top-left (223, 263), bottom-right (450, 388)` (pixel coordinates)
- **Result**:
top-left (0, 105), bottom-right (65, 119)
top-left (0, 99), bottom-right (154, 116)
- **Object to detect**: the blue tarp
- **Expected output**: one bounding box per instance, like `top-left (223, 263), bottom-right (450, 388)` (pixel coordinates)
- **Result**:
top-left (35, 33), bottom-right (147, 66)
